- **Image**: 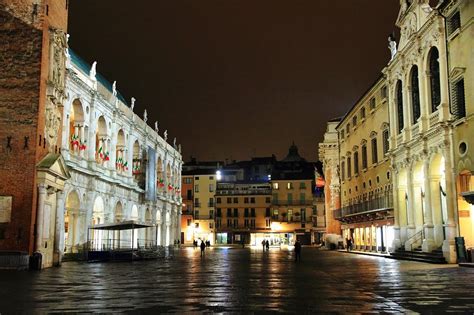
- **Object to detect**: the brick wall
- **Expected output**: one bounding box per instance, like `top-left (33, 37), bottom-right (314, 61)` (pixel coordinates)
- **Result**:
top-left (0, 8), bottom-right (43, 252)
top-left (0, 0), bottom-right (68, 254)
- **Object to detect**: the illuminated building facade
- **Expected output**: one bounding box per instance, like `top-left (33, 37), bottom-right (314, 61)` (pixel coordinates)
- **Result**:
top-left (335, 77), bottom-right (394, 252)
top-left (0, 1), bottom-right (182, 269)
top-left (215, 181), bottom-right (272, 245)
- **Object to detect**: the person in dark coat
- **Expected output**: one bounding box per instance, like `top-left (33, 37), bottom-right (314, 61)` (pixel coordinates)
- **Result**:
top-left (200, 240), bottom-right (206, 257)
top-left (262, 239), bottom-right (266, 251)
top-left (265, 240), bottom-right (269, 251)
top-left (294, 240), bottom-right (302, 262)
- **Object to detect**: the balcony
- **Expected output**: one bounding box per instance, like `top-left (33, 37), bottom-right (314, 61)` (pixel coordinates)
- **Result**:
top-left (208, 202), bottom-right (215, 208)
top-left (272, 200), bottom-right (313, 206)
top-left (333, 193), bottom-right (393, 221)
top-left (194, 202), bottom-right (201, 208)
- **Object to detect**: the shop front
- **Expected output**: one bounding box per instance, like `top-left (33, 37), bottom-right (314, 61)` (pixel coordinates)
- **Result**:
top-left (250, 232), bottom-right (294, 247)
top-left (341, 218), bottom-right (394, 253)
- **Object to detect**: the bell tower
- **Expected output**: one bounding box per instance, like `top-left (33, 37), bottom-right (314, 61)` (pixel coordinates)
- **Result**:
top-left (0, 0), bottom-right (69, 265)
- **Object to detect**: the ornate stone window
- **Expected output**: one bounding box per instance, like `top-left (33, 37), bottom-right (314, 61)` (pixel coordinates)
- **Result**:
top-left (428, 47), bottom-right (441, 112)
top-left (452, 78), bottom-right (466, 119)
top-left (361, 140), bottom-right (368, 170)
top-left (410, 65), bottom-right (421, 123)
top-left (396, 80), bottom-right (404, 133)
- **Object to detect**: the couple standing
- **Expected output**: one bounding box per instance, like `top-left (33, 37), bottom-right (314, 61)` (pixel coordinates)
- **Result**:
top-left (261, 239), bottom-right (270, 251)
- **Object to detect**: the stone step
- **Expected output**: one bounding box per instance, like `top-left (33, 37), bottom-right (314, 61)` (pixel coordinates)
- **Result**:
top-left (394, 249), bottom-right (444, 259)
top-left (390, 249), bottom-right (447, 264)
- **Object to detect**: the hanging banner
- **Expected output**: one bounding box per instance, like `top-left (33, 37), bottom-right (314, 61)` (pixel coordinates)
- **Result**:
top-left (145, 146), bottom-right (157, 201)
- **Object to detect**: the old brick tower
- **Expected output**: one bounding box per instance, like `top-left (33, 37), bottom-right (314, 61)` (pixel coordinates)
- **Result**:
top-left (0, 0), bottom-right (69, 268)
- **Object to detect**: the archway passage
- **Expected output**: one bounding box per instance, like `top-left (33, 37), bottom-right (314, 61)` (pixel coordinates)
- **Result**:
top-left (91, 196), bottom-right (105, 250)
top-left (65, 190), bottom-right (80, 253)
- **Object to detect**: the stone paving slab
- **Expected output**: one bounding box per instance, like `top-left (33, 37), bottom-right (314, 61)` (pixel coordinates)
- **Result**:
top-left (0, 248), bottom-right (473, 313)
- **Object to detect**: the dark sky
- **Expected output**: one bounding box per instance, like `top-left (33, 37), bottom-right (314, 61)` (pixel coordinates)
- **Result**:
top-left (68, 0), bottom-right (400, 162)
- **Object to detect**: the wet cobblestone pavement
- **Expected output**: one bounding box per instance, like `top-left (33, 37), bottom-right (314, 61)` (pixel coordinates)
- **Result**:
top-left (1, 247), bottom-right (474, 313)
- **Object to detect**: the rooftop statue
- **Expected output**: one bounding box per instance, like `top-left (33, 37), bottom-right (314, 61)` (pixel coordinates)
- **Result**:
top-left (388, 35), bottom-right (397, 61)
top-left (64, 34), bottom-right (70, 58)
top-left (143, 109), bottom-right (148, 123)
top-left (131, 97), bottom-right (135, 111)
top-left (173, 137), bottom-right (176, 148)
top-left (89, 61), bottom-right (97, 80)
top-left (112, 81), bottom-right (117, 97)
top-left (164, 130), bottom-right (168, 141)
top-left (155, 121), bottom-right (159, 133)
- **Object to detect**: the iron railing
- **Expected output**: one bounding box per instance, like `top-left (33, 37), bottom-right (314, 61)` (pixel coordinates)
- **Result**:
top-left (333, 193), bottom-right (393, 219)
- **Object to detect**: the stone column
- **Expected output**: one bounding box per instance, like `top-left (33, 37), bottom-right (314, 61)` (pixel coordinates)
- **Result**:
top-left (437, 39), bottom-right (450, 121)
top-left (442, 146), bottom-right (458, 263)
top-left (422, 159), bottom-right (435, 252)
top-left (73, 124), bottom-right (80, 154)
top-left (405, 163), bottom-right (416, 249)
top-left (36, 184), bottom-right (47, 252)
top-left (402, 82), bottom-right (411, 141)
top-left (392, 167), bottom-right (401, 250)
top-left (419, 63), bottom-right (430, 132)
top-left (54, 191), bottom-right (65, 266)
top-left (79, 124), bottom-right (85, 158)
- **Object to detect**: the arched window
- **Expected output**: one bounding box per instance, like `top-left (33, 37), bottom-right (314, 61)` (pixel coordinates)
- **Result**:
top-left (411, 65), bottom-right (421, 123)
top-left (347, 156), bottom-right (352, 178)
top-left (341, 161), bottom-right (345, 181)
top-left (116, 129), bottom-right (127, 173)
top-left (428, 47), bottom-right (441, 112)
top-left (354, 151), bottom-right (359, 175)
top-left (396, 80), bottom-right (404, 133)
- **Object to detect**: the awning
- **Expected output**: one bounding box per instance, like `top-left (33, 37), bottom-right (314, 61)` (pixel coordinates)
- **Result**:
top-left (88, 220), bottom-right (153, 231)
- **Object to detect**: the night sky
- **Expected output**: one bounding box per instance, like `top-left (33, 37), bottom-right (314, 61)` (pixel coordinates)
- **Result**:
top-left (68, 0), bottom-right (400, 162)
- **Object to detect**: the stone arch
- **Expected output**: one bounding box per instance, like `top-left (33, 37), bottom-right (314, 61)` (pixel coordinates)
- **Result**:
top-left (426, 46), bottom-right (441, 113)
top-left (92, 196), bottom-right (105, 225)
top-left (69, 99), bottom-right (85, 153)
top-left (131, 204), bottom-right (139, 221)
top-left (65, 190), bottom-right (81, 253)
top-left (116, 129), bottom-right (127, 172)
top-left (114, 200), bottom-right (123, 222)
top-left (96, 116), bottom-right (108, 163)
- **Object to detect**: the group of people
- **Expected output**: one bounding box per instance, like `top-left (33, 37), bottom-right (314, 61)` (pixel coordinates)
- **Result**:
top-left (261, 239), bottom-right (302, 262)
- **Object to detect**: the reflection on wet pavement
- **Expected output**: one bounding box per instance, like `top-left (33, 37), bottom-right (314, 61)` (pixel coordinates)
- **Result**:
top-left (0, 247), bottom-right (473, 313)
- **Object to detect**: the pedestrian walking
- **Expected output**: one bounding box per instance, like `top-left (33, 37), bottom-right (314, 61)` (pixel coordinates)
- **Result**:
top-left (265, 240), bottom-right (269, 251)
top-left (294, 240), bottom-right (301, 262)
top-left (200, 240), bottom-right (206, 257)
top-left (262, 239), bottom-right (266, 251)
top-left (346, 237), bottom-right (352, 252)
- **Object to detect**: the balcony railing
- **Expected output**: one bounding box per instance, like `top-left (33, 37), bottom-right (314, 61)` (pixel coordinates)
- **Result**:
top-left (194, 202), bottom-right (201, 208)
top-left (208, 202), bottom-right (215, 208)
top-left (333, 193), bottom-right (393, 219)
top-left (272, 200), bottom-right (313, 206)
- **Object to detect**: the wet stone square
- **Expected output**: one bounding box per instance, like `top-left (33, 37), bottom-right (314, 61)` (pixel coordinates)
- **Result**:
top-left (1, 247), bottom-right (474, 313)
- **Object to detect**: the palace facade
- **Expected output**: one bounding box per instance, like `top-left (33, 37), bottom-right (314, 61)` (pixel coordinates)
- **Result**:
top-left (320, 0), bottom-right (473, 263)
top-left (0, 1), bottom-right (182, 269)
